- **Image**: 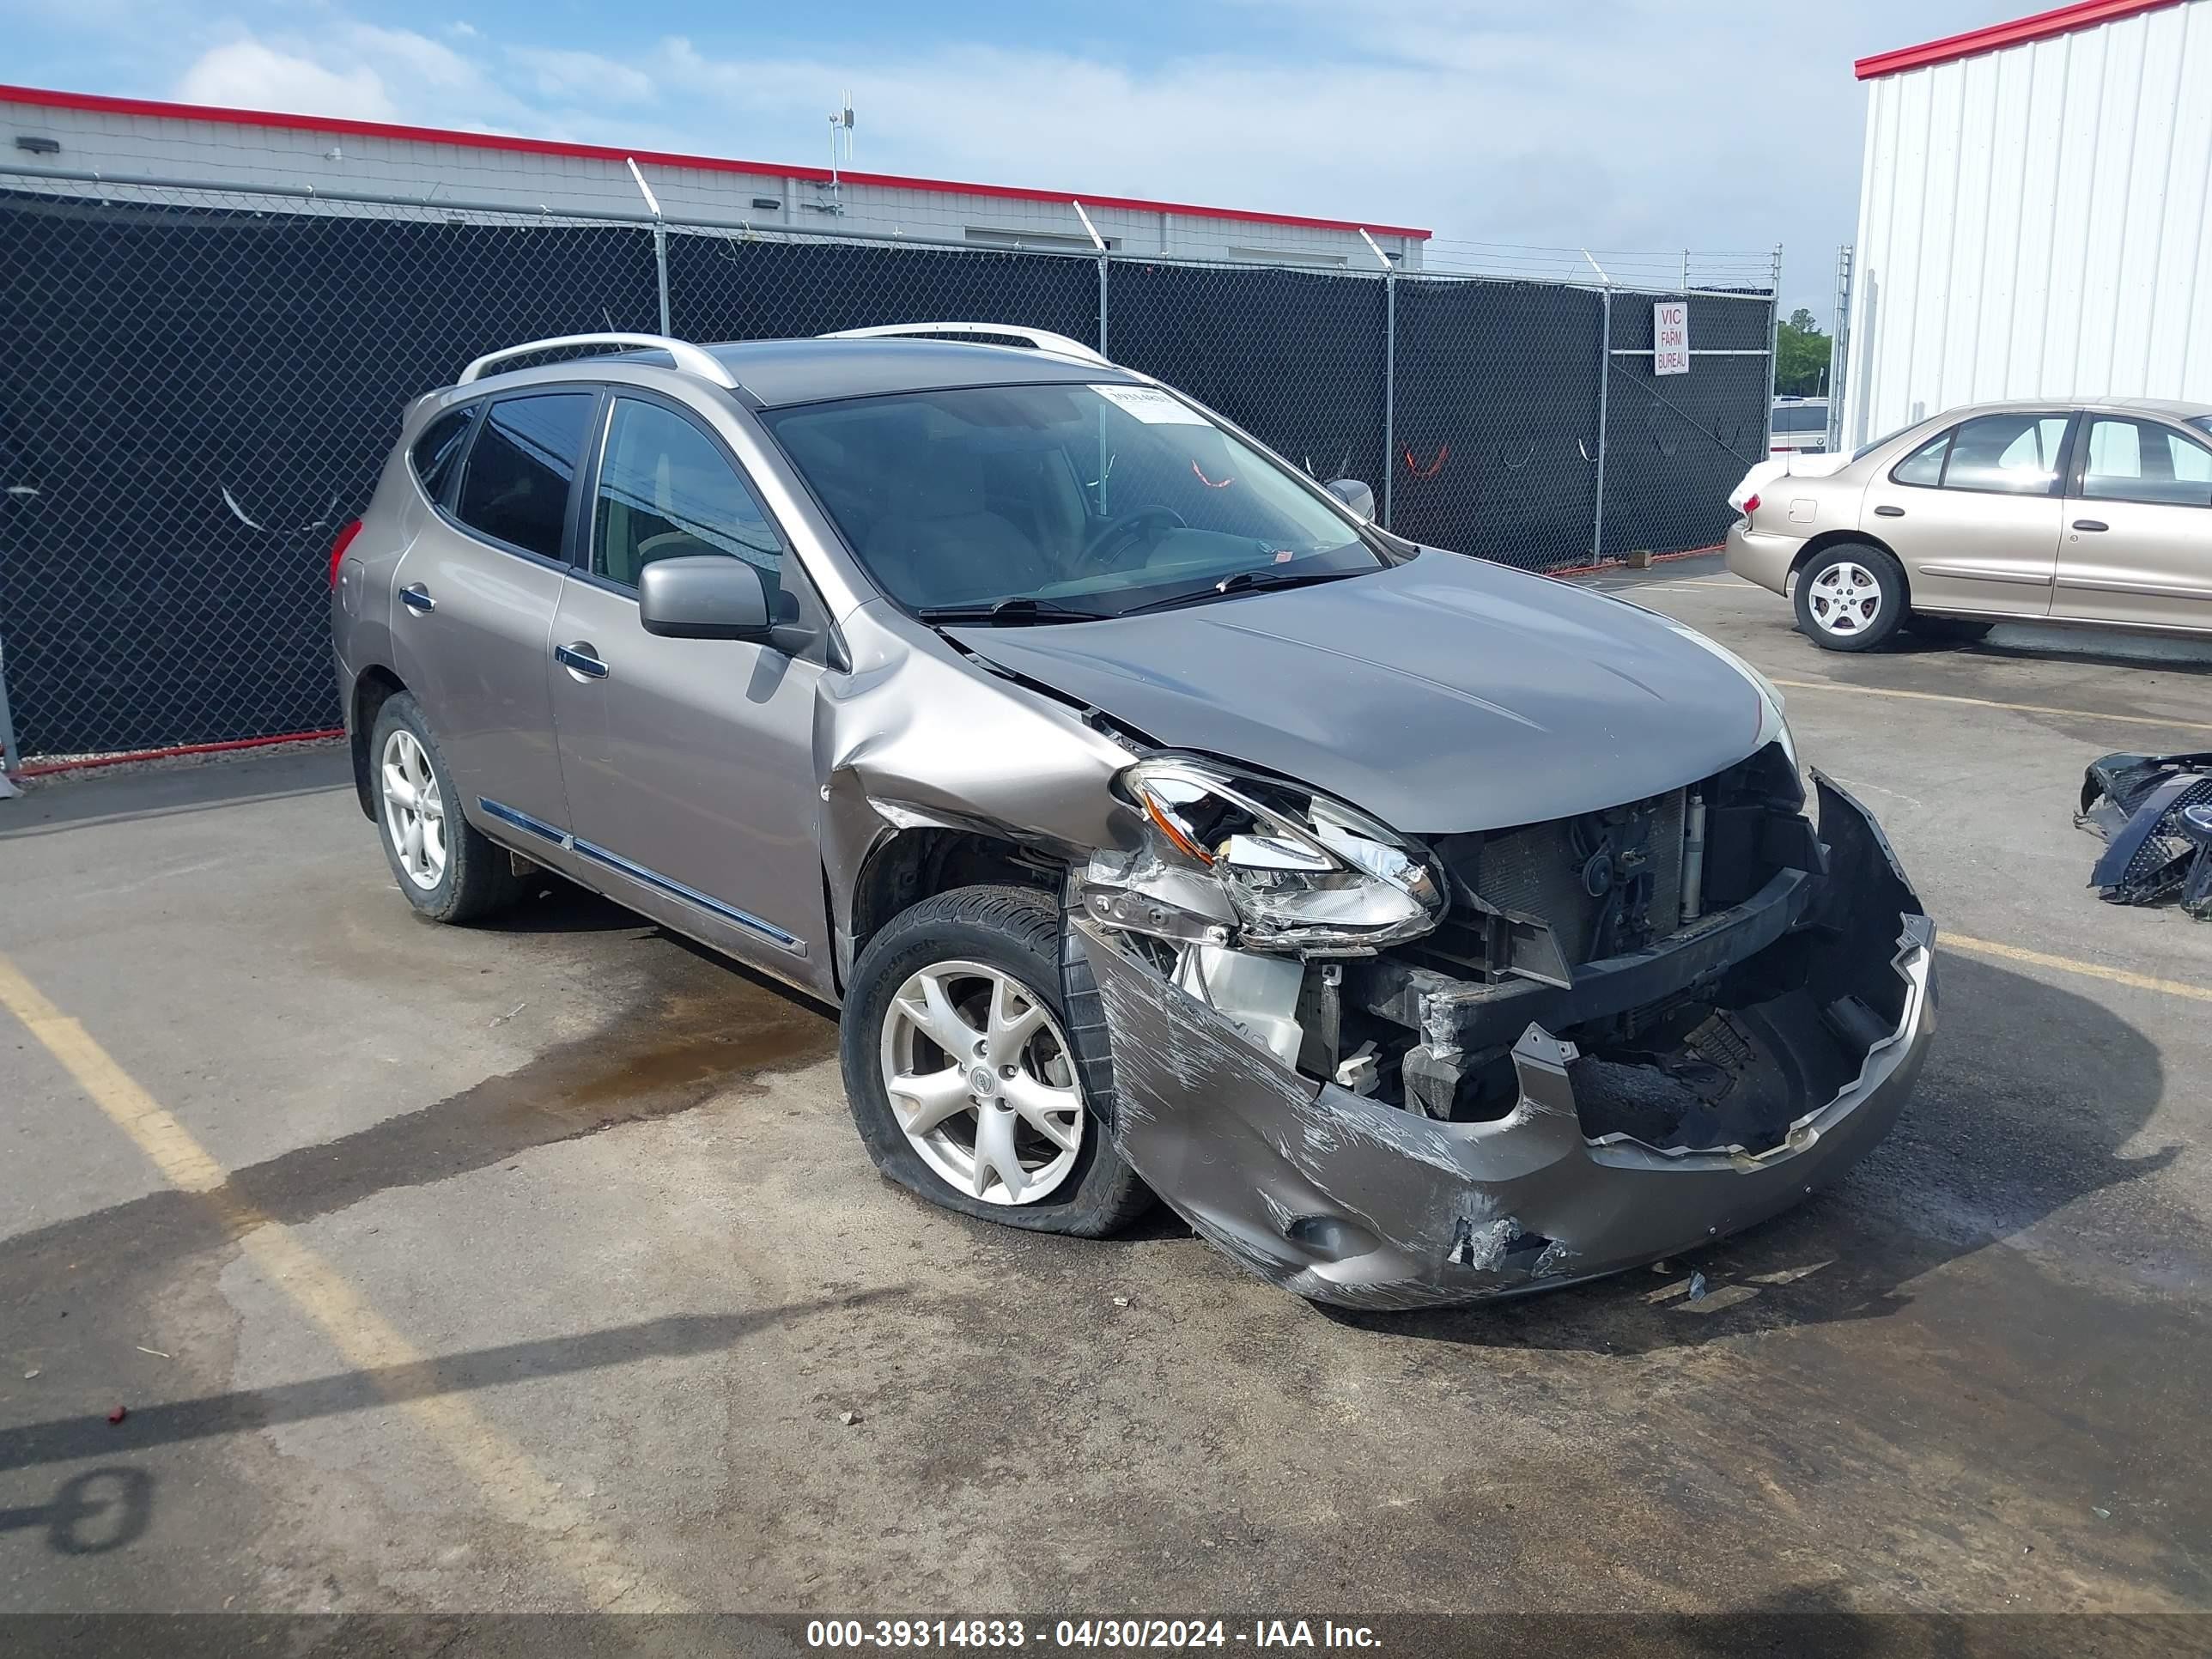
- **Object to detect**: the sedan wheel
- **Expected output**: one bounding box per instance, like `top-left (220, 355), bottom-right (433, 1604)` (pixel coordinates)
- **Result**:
top-left (878, 958), bottom-right (1084, 1206)
top-left (1805, 561), bottom-right (1883, 639)
top-left (380, 726), bottom-right (447, 890)
top-left (1794, 544), bottom-right (1906, 653)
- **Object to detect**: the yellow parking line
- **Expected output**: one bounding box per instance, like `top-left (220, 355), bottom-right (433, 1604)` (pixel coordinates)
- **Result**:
top-left (1770, 677), bottom-right (2212, 736)
top-left (0, 951), bottom-right (681, 1611)
top-left (1942, 933), bottom-right (2212, 1004)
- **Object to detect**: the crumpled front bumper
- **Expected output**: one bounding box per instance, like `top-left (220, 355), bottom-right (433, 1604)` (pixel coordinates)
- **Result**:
top-left (1073, 779), bottom-right (1936, 1310)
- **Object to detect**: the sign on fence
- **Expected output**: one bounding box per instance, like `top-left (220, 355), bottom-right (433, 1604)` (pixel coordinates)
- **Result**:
top-left (1652, 301), bottom-right (1691, 375)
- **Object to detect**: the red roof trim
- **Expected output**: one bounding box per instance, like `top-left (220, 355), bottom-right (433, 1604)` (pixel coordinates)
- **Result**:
top-left (0, 82), bottom-right (1431, 240)
top-left (1855, 0), bottom-right (2187, 79)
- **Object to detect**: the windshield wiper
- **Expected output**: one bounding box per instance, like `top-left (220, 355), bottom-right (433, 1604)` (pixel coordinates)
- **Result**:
top-left (1117, 566), bottom-right (1367, 616)
top-left (915, 596), bottom-right (1115, 626)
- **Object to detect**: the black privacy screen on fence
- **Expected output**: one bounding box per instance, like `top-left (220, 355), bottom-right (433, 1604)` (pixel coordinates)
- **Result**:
top-left (1601, 293), bottom-right (1773, 559)
top-left (1106, 261), bottom-right (1389, 503)
top-left (667, 231), bottom-right (1099, 347)
top-left (1391, 280), bottom-right (1603, 562)
top-left (0, 190), bottom-right (660, 757)
top-left (0, 185), bottom-right (1772, 761)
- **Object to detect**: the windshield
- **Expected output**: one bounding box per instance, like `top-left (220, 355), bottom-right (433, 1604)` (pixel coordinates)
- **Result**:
top-left (760, 381), bottom-right (1386, 620)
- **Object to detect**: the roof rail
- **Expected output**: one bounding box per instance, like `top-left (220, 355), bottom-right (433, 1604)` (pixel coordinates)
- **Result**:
top-left (458, 332), bottom-right (738, 389)
top-left (817, 322), bottom-right (1111, 367)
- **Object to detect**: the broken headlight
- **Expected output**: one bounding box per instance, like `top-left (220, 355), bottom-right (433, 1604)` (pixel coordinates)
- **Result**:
top-left (1120, 757), bottom-right (1445, 952)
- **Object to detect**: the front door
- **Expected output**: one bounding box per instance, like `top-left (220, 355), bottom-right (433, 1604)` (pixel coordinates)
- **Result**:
top-left (549, 394), bottom-right (825, 970)
top-left (1863, 410), bottom-right (2072, 618)
top-left (389, 390), bottom-right (599, 838)
top-left (2055, 415), bottom-right (2212, 632)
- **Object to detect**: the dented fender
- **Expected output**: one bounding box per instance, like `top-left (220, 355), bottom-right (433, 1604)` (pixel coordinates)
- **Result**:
top-left (815, 599), bottom-right (1146, 980)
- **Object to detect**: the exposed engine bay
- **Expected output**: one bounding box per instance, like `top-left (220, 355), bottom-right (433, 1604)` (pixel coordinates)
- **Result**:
top-left (1067, 752), bottom-right (1935, 1307)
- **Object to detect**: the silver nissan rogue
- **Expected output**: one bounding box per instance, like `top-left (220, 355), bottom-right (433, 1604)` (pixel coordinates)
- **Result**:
top-left (331, 324), bottom-right (1935, 1309)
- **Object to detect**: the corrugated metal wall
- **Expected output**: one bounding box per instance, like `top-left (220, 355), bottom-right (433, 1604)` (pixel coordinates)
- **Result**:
top-left (1845, 0), bottom-right (2212, 448)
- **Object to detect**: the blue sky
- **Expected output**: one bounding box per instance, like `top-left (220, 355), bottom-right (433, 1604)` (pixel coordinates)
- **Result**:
top-left (4, 0), bottom-right (2020, 318)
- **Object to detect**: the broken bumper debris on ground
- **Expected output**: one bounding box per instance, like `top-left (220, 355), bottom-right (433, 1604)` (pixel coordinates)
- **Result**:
top-left (2080, 751), bottom-right (2212, 921)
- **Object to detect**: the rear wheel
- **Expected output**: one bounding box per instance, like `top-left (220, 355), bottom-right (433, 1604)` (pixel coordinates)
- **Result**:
top-left (369, 692), bottom-right (522, 924)
top-left (840, 884), bottom-right (1152, 1237)
top-left (1795, 544), bottom-right (1906, 652)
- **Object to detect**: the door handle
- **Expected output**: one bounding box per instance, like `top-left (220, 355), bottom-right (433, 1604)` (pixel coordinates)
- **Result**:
top-left (1874, 505), bottom-right (1905, 518)
top-left (399, 584), bottom-right (435, 614)
top-left (2072, 519), bottom-right (2108, 532)
top-left (555, 641), bottom-right (609, 680)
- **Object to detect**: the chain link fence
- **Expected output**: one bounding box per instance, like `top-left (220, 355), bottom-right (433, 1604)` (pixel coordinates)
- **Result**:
top-left (0, 171), bottom-right (1774, 764)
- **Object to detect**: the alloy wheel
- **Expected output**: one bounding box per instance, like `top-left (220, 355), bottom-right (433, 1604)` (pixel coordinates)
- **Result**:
top-left (878, 959), bottom-right (1084, 1206)
top-left (1807, 562), bottom-right (1883, 637)
top-left (380, 727), bottom-right (447, 890)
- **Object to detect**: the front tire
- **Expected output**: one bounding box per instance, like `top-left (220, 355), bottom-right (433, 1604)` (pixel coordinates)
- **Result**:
top-left (1795, 544), bottom-right (1907, 652)
top-left (839, 884), bottom-right (1152, 1237)
top-left (368, 692), bottom-right (521, 925)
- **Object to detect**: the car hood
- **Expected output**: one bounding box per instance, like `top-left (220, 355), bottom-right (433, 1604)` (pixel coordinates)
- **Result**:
top-left (947, 552), bottom-right (1771, 833)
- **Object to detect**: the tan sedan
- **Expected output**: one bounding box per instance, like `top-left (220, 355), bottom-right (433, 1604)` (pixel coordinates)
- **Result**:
top-left (1725, 398), bottom-right (2212, 651)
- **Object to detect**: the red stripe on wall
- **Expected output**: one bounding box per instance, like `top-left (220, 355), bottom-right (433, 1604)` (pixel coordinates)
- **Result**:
top-left (1856, 0), bottom-right (2188, 79)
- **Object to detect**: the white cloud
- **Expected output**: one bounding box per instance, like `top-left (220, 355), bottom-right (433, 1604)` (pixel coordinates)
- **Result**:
top-left (175, 38), bottom-right (398, 121)
top-left (507, 46), bottom-right (654, 106)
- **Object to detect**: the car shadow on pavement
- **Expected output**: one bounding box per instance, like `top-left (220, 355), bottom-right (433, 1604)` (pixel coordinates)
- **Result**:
top-left (1327, 951), bottom-right (2187, 1353)
top-left (0, 747), bottom-right (355, 842)
top-left (1799, 618), bottom-right (2212, 674)
top-left (0, 1297), bottom-right (899, 1476)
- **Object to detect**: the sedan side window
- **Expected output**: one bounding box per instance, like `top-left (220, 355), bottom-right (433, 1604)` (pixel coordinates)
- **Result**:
top-left (591, 399), bottom-right (783, 592)
top-left (1940, 412), bottom-right (2069, 495)
top-left (453, 392), bottom-right (596, 560)
top-left (2081, 418), bottom-right (2212, 507)
top-left (1890, 430), bottom-right (1950, 486)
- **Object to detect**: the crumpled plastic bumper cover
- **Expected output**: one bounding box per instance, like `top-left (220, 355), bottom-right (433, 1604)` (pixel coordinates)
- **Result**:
top-left (1073, 777), bottom-right (1936, 1310)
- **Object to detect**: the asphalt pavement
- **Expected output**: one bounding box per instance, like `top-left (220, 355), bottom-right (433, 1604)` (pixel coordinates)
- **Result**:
top-left (3, 556), bottom-right (2209, 1638)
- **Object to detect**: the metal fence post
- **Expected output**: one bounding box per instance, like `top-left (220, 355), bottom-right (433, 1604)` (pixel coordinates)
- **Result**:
top-left (626, 157), bottom-right (672, 336)
top-left (1592, 286), bottom-right (1612, 562)
top-left (1827, 245), bottom-right (1851, 453)
top-left (1097, 254), bottom-right (1110, 358)
top-left (0, 629), bottom-right (22, 796)
top-left (1382, 270), bottom-right (1396, 531)
top-left (1767, 244), bottom-right (1784, 416)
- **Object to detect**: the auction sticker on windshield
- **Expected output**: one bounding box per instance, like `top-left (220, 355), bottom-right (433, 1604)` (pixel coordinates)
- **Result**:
top-left (1092, 384), bottom-right (1212, 425)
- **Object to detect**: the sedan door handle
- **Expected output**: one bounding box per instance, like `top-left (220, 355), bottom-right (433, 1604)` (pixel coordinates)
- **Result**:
top-left (555, 641), bottom-right (609, 680)
top-left (2072, 519), bottom-right (2108, 532)
top-left (399, 584), bottom-right (435, 614)
top-left (1873, 505), bottom-right (1905, 518)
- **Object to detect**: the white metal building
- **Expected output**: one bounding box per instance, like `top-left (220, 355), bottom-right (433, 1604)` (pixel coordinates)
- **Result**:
top-left (1840, 0), bottom-right (2212, 449)
top-left (0, 83), bottom-right (1428, 270)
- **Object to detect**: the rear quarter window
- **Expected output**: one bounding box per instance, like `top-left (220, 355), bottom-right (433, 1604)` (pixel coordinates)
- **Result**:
top-left (409, 408), bottom-right (475, 501)
top-left (453, 392), bottom-right (597, 561)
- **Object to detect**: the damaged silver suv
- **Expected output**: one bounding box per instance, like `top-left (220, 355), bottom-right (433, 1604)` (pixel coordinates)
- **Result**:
top-left (331, 324), bottom-right (1935, 1309)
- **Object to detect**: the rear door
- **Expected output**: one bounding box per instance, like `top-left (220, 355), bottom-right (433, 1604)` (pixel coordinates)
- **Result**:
top-left (2054, 415), bottom-right (2212, 632)
top-left (1862, 410), bottom-right (2071, 617)
top-left (548, 392), bottom-right (826, 972)
top-left (389, 389), bottom-right (598, 840)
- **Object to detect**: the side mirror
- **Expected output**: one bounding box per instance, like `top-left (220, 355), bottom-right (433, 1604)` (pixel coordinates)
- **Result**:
top-left (639, 555), bottom-right (773, 641)
top-left (1325, 477), bottom-right (1376, 524)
